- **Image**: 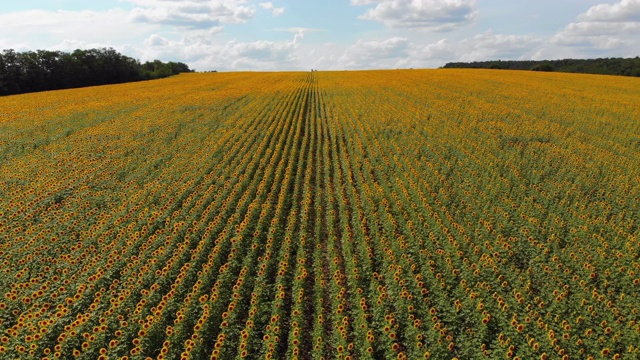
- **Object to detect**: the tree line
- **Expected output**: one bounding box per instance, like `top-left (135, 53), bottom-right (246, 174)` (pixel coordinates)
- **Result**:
top-left (0, 48), bottom-right (193, 96)
top-left (442, 57), bottom-right (640, 77)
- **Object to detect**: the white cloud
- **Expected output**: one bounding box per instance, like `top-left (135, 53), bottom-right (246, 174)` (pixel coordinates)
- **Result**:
top-left (395, 38), bottom-right (453, 67)
top-left (0, 4), bottom-right (306, 71)
top-left (275, 27), bottom-right (324, 33)
top-left (0, 40), bottom-right (30, 52)
top-left (457, 31), bottom-right (542, 62)
top-left (139, 30), bottom-right (305, 71)
top-left (259, 2), bottom-right (285, 17)
top-left (304, 37), bottom-right (411, 70)
top-left (338, 37), bottom-right (409, 68)
top-left (578, 0), bottom-right (640, 22)
top-left (306, 30), bottom-right (546, 70)
top-left (127, 0), bottom-right (256, 29)
top-left (0, 9), bottom-right (153, 49)
top-left (353, 0), bottom-right (477, 31)
top-left (144, 34), bottom-right (171, 47)
top-left (353, 37), bottom-right (410, 56)
top-left (550, 0), bottom-right (640, 56)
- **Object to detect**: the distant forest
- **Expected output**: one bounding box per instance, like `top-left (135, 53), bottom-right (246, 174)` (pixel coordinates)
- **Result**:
top-left (442, 57), bottom-right (640, 77)
top-left (0, 48), bottom-right (193, 96)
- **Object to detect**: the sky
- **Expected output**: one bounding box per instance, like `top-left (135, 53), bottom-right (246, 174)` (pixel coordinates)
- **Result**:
top-left (0, 0), bottom-right (639, 71)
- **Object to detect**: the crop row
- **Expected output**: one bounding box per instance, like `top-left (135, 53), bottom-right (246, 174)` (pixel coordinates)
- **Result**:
top-left (0, 70), bottom-right (639, 359)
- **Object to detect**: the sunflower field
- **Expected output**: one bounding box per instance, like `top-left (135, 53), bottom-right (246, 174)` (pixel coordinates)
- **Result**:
top-left (1, 69), bottom-right (639, 359)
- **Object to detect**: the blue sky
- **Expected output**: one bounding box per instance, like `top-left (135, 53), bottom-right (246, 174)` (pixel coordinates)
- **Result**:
top-left (1, 0), bottom-right (639, 71)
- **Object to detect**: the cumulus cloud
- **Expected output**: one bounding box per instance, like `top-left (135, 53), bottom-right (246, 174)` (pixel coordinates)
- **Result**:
top-left (0, 9), bottom-right (152, 48)
top-left (0, 3), bottom-right (307, 71)
top-left (352, 0), bottom-right (477, 31)
top-left (275, 27), bottom-right (324, 34)
top-left (578, 0), bottom-right (640, 22)
top-left (412, 39), bottom-right (453, 60)
top-left (127, 0), bottom-right (256, 29)
top-left (259, 2), bottom-right (285, 17)
top-left (306, 30), bottom-right (545, 70)
top-left (139, 30), bottom-right (305, 71)
top-left (387, 38), bottom-right (454, 68)
top-left (0, 39), bottom-right (30, 52)
top-left (457, 31), bottom-right (542, 62)
top-left (306, 36), bottom-right (417, 70)
top-left (337, 37), bottom-right (410, 68)
top-left (352, 37), bottom-right (410, 56)
top-left (551, 0), bottom-right (640, 55)
top-left (144, 34), bottom-right (171, 47)
top-left (196, 37), bottom-right (302, 70)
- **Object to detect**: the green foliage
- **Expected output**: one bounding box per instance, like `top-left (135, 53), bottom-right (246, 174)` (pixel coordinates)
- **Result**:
top-left (443, 56), bottom-right (640, 77)
top-left (531, 62), bottom-right (554, 72)
top-left (0, 48), bottom-right (193, 96)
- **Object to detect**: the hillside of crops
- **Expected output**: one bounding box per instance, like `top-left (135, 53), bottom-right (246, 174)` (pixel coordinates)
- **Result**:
top-left (1, 69), bottom-right (639, 359)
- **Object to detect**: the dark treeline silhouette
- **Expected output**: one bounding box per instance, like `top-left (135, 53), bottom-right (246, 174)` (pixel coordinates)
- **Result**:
top-left (0, 48), bottom-right (193, 96)
top-left (442, 57), bottom-right (640, 77)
